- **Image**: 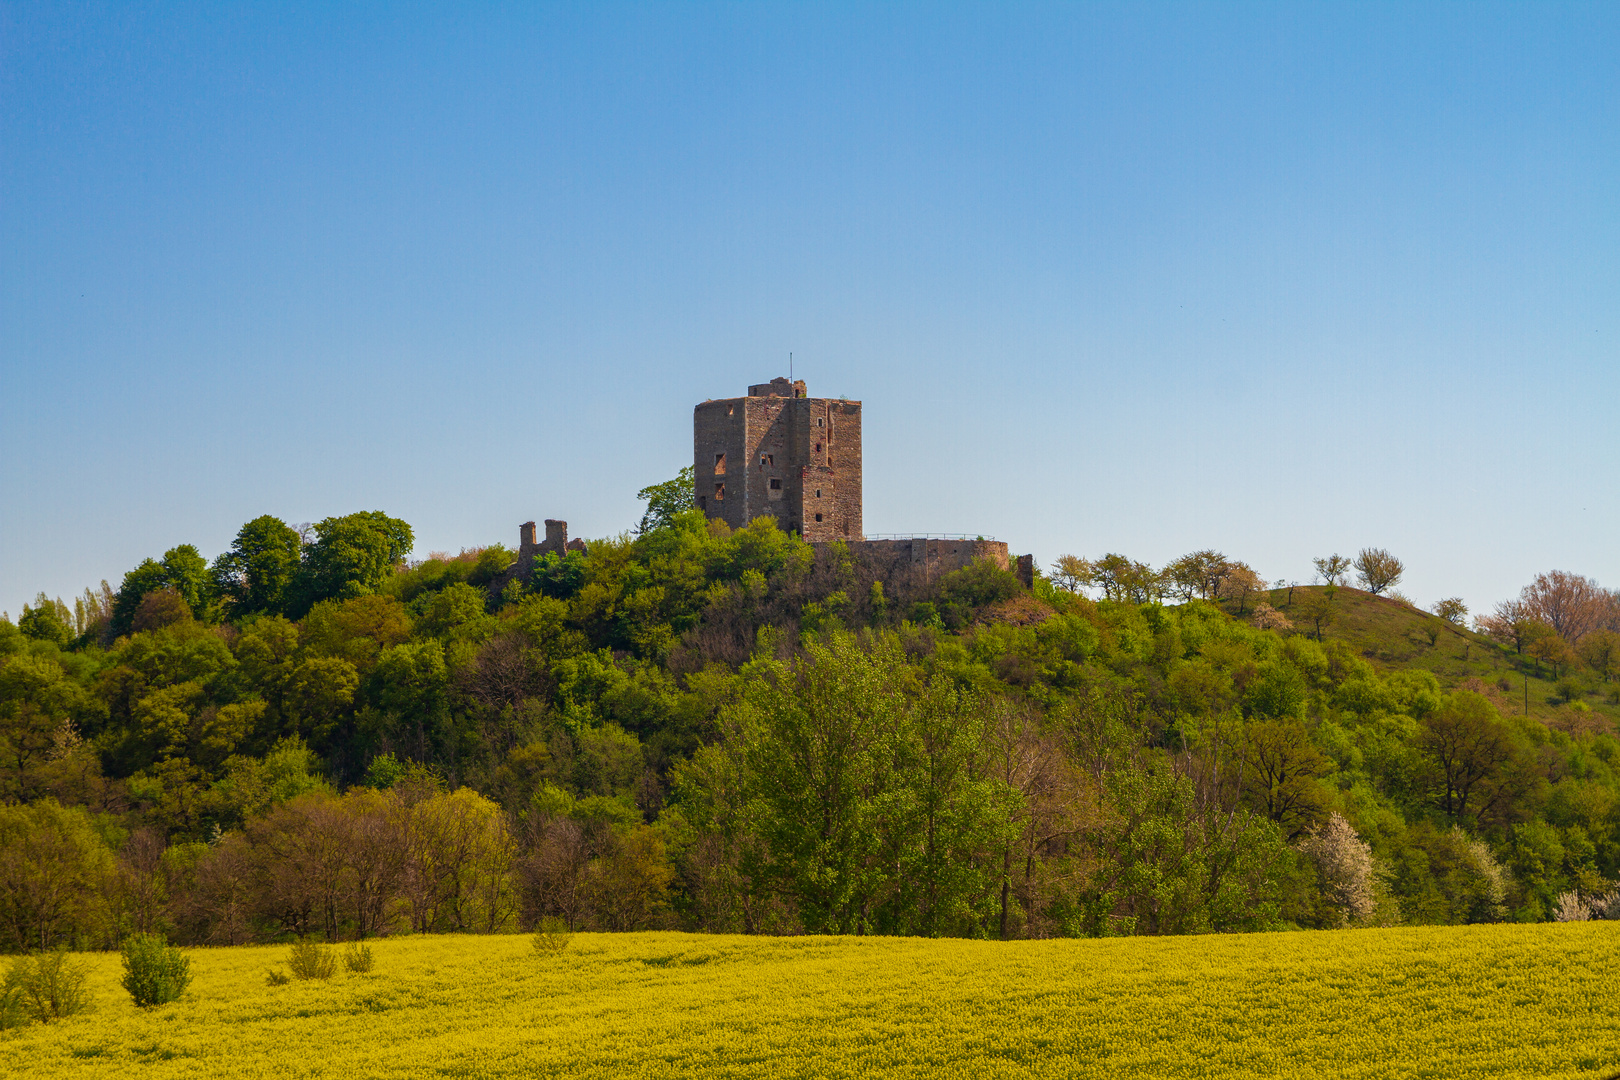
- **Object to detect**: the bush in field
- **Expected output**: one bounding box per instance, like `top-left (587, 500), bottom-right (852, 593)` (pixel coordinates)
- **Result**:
top-left (287, 939), bottom-right (336, 980)
top-left (265, 968), bottom-right (290, 986)
top-left (1299, 813), bottom-right (1376, 926)
top-left (532, 916), bottom-right (573, 957)
top-left (5, 950), bottom-right (90, 1022)
top-left (1553, 891), bottom-right (1590, 922)
top-left (0, 968), bottom-right (27, 1029)
top-left (342, 942), bottom-right (374, 973)
top-left (121, 933), bottom-right (192, 1006)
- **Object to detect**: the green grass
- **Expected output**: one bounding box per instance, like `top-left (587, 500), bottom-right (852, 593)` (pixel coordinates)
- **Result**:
top-left (1256, 586), bottom-right (1620, 732)
top-left (5, 925), bottom-right (1619, 1078)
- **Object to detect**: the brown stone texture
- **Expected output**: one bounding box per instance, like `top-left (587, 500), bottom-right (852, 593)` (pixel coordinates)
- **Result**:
top-left (841, 538), bottom-right (1012, 578)
top-left (692, 377), bottom-right (1035, 585)
top-left (494, 519), bottom-right (585, 595)
top-left (693, 377), bottom-right (862, 542)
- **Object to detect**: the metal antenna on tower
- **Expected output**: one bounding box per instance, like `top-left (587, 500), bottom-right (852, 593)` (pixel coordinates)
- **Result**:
top-left (790, 352), bottom-right (793, 381)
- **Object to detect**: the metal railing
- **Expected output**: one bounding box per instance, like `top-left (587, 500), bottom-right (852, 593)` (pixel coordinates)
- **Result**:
top-left (860, 533), bottom-right (998, 542)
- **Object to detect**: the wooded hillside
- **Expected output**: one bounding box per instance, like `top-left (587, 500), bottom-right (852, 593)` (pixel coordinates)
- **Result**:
top-left (4, 487), bottom-right (1619, 949)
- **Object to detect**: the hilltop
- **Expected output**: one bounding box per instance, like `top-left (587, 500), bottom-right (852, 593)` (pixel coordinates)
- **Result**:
top-left (4, 504), bottom-right (1620, 957)
top-left (1251, 585), bottom-right (1619, 732)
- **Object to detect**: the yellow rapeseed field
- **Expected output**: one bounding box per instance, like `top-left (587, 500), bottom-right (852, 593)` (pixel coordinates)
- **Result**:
top-left (4, 924), bottom-right (1617, 1079)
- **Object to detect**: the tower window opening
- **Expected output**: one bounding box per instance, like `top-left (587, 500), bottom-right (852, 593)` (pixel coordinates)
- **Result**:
top-left (699, 496), bottom-right (707, 509)
top-left (817, 417), bottom-right (824, 427)
top-left (770, 478), bottom-right (781, 490)
top-left (714, 484), bottom-right (725, 501)
top-left (815, 513), bottom-right (823, 522)
top-left (815, 443), bottom-right (822, 453)
top-left (761, 454), bottom-right (772, 467)
top-left (714, 453), bottom-right (726, 474)
top-left (815, 489), bottom-right (821, 498)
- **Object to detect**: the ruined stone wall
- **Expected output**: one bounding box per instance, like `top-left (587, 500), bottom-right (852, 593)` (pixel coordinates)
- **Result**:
top-left (842, 538), bottom-right (1011, 578)
top-left (799, 397), bottom-right (861, 543)
top-left (693, 399), bottom-right (748, 531)
top-left (491, 518), bottom-right (585, 596)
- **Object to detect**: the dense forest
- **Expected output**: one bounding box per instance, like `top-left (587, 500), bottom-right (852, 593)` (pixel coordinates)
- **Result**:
top-left (4, 473), bottom-right (1620, 950)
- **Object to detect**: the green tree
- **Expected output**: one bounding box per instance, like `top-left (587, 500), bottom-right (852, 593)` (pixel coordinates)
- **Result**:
top-left (1417, 692), bottom-right (1530, 828)
top-left (0, 800), bottom-right (114, 951)
top-left (1527, 631), bottom-right (1575, 680)
top-left (1353, 547), bottom-right (1404, 595)
top-left (1297, 585), bottom-right (1339, 641)
top-left (1312, 554), bottom-right (1352, 587)
top-left (160, 545), bottom-right (212, 618)
top-left (0, 653), bottom-right (96, 803)
top-left (18, 595), bottom-right (74, 648)
top-left (212, 516), bottom-right (303, 617)
top-left (1164, 550), bottom-right (1232, 600)
top-left (1240, 720), bottom-right (1333, 839)
top-left (1431, 598), bottom-right (1468, 625)
top-left (1577, 629), bottom-right (1619, 682)
top-left (111, 559), bottom-right (170, 638)
top-left (291, 512), bottom-right (414, 617)
top-left (715, 633), bottom-right (1015, 936)
top-left (636, 466), bottom-right (696, 535)
top-left (1085, 554), bottom-right (1162, 603)
top-left (367, 639), bottom-right (451, 763)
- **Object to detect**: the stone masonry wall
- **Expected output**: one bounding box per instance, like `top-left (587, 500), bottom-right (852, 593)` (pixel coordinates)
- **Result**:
top-left (842, 538), bottom-right (1012, 578)
top-left (693, 378), bottom-right (861, 542)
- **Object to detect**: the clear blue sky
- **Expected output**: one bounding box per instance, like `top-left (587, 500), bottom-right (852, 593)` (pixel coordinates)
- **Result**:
top-left (3, 2), bottom-right (1616, 621)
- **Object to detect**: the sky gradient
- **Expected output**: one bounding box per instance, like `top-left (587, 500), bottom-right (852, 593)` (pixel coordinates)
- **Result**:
top-left (3, 1), bottom-right (1616, 621)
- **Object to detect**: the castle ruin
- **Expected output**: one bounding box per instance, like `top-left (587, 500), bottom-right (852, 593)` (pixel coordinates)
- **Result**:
top-left (693, 376), bottom-right (863, 542)
top-left (695, 377), bottom-right (1033, 585)
top-left (493, 519), bottom-right (587, 594)
top-left (504, 377), bottom-right (1033, 589)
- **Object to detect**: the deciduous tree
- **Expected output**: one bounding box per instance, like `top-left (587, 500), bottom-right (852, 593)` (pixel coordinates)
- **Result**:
top-left (1312, 554), bottom-right (1352, 587)
top-left (212, 516), bottom-right (303, 618)
top-left (1431, 598), bottom-right (1468, 625)
top-left (1577, 629), bottom-right (1619, 682)
top-left (1354, 548), bottom-right (1404, 595)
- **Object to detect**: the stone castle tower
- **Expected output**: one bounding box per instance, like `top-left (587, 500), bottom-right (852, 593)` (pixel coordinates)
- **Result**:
top-left (693, 377), bottom-right (863, 542)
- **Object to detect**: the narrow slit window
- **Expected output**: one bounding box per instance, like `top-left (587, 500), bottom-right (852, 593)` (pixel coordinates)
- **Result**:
top-left (815, 489), bottom-right (822, 498)
top-left (814, 513), bottom-right (823, 522)
top-left (698, 496), bottom-right (707, 509)
top-left (714, 452), bottom-right (726, 475)
top-left (817, 417), bottom-right (824, 427)
top-left (815, 443), bottom-right (822, 453)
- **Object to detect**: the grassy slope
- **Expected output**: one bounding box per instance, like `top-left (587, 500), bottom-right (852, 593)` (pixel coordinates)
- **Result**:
top-left (8, 927), bottom-right (1620, 1079)
top-left (1253, 586), bottom-right (1620, 733)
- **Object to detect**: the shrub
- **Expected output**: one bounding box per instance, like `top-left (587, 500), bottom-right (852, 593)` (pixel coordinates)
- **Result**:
top-left (286, 939), bottom-right (336, 980)
top-left (265, 968), bottom-right (290, 986)
top-left (1298, 812), bottom-right (1376, 926)
top-left (531, 916), bottom-right (573, 957)
top-left (6, 950), bottom-right (91, 1022)
top-left (0, 968), bottom-right (27, 1029)
top-left (342, 942), bottom-right (374, 973)
top-left (121, 933), bottom-right (192, 1007)
top-left (1553, 891), bottom-right (1590, 922)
